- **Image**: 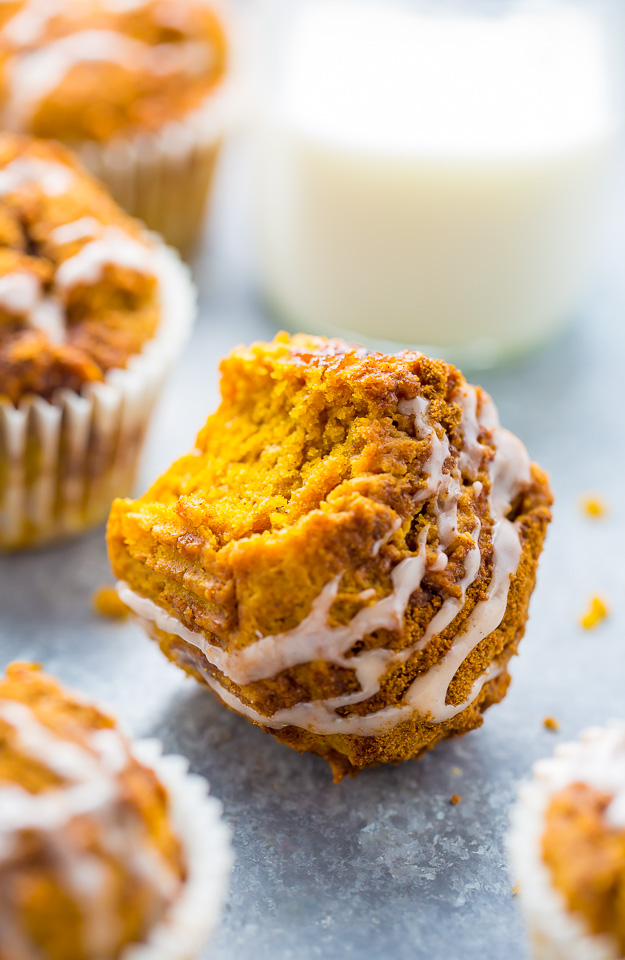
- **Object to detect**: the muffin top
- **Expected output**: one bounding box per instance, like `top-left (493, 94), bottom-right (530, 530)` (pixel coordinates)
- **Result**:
top-left (540, 726), bottom-right (625, 956)
top-left (0, 133), bottom-right (161, 405)
top-left (0, 661), bottom-right (186, 960)
top-left (0, 0), bottom-right (228, 142)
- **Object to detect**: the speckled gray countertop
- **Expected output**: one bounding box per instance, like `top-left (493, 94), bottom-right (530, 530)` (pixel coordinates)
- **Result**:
top-left (1, 144), bottom-right (624, 960)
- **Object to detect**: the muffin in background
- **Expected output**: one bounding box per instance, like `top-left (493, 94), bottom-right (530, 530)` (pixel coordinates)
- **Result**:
top-left (109, 333), bottom-right (552, 780)
top-left (0, 133), bottom-right (196, 550)
top-left (0, 0), bottom-right (235, 252)
top-left (0, 661), bottom-right (233, 960)
top-left (509, 725), bottom-right (625, 960)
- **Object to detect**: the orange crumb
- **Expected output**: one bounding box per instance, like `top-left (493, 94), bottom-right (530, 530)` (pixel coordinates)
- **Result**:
top-left (92, 586), bottom-right (130, 619)
top-left (512, 883), bottom-right (520, 897)
top-left (451, 767), bottom-right (462, 776)
top-left (579, 494), bottom-right (607, 519)
top-left (450, 794), bottom-right (462, 806)
top-left (544, 717), bottom-right (560, 732)
top-left (579, 596), bottom-right (609, 631)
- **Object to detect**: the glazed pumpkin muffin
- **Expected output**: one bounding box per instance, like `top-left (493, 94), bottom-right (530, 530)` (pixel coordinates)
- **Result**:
top-left (108, 333), bottom-right (552, 781)
top-left (0, 662), bottom-right (232, 960)
top-left (0, 133), bottom-right (196, 549)
top-left (509, 725), bottom-right (625, 960)
top-left (0, 0), bottom-right (233, 251)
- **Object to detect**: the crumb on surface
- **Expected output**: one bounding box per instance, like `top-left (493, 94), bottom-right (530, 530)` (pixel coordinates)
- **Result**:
top-left (544, 717), bottom-right (560, 732)
top-left (512, 882), bottom-right (520, 897)
top-left (92, 585), bottom-right (129, 620)
top-left (451, 767), bottom-right (462, 776)
top-left (450, 794), bottom-right (462, 806)
top-left (580, 494), bottom-right (607, 519)
top-left (579, 596), bottom-right (610, 631)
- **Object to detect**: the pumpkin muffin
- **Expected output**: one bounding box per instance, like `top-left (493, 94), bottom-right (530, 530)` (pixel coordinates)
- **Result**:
top-left (0, 133), bottom-right (196, 550)
top-left (0, 0), bottom-right (234, 251)
top-left (0, 661), bottom-right (232, 960)
top-left (108, 333), bottom-right (552, 781)
top-left (509, 725), bottom-right (625, 960)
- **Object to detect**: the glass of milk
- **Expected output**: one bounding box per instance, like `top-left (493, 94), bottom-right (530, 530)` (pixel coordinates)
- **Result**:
top-left (253, 0), bottom-right (620, 368)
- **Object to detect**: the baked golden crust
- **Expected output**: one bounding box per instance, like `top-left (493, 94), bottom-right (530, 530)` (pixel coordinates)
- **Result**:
top-left (108, 333), bottom-right (553, 780)
top-left (0, 134), bottom-right (160, 404)
top-left (0, 0), bottom-right (228, 142)
top-left (0, 662), bottom-right (185, 960)
top-left (542, 783), bottom-right (625, 955)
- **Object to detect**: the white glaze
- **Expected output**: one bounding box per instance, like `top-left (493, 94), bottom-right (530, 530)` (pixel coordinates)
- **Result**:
top-left (55, 226), bottom-right (154, 289)
top-left (457, 384), bottom-right (483, 479)
top-left (0, 695), bottom-right (182, 957)
top-left (50, 216), bottom-right (101, 245)
top-left (0, 270), bottom-right (65, 341)
top-left (2, 20), bottom-right (212, 129)
top-left (0, 157), bottom-right (73, 197)
top-left (120, 526), bottom-right (430, 691)
top-left (29, 297), bottom-right (65, 342)
top-left (371, 516), bottom-right (401, 557)
top-left (3, 0), bottom-right (62, 47)
top-left (0, 142), bottom-right (158, 347)
top-left (0, 216), bottom-right (155, 340)
top-left (120, 382), bottom-right (532, 736)
top-left (0, 271), bottom-right (40, 315)
top-left (0, 699), bottom-right (118, 833)
top-left (100, 0), bottom-right (151, 11)
top-left (5, 30), bottom-right (157, 128)
top-left (2, 0), bottom-right (159, 49)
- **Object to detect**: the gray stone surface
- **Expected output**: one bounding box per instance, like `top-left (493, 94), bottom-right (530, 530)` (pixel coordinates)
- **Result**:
top-left (1, 145), bottom-right (624, 960)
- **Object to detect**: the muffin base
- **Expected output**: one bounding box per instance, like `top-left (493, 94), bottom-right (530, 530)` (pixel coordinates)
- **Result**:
top-left (0, 242), bottom-right (196, 551)
top-left (77, 35), bottom-right (240, 254)
top-left (121, 469), bottom-right (551, 781)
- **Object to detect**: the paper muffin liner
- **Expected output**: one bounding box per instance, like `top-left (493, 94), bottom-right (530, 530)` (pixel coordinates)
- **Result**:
top-left (0, 240), bottom-right (196, 551)
top-left (123, 738), bottom-right (233, 960)
top-left (77, 27), bottom-right (241, 254)
top-left (507, 727), bottom-right (625, 960)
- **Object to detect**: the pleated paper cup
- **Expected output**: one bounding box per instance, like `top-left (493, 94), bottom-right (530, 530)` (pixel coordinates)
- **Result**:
top-left (124, 739), bottom-right (233, 960)
top-left (0, 241), bottom-right (196, 551)
top-left (77, 8), bottom-right (242, 256)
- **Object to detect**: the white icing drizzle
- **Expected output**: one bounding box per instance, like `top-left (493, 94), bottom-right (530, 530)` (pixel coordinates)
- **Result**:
top-left (457, 383), bottom-right (483, 479)
top-left (29, 297), bottom-right (65, 342)
top-left (0, 699), bottom-right (120, 833)
top-left (0, 157), bottom-right (73, 197)
top-left (1, 0), bottom-right (154, 49)
top-left (371, 516), bottom-right (402, 557)
top-left (398, 395), bottom-right (451, 505)
top-left (0, 271), bottom-right (40, 315)
top-left (119, 526), bottom-right (430, 691)
top-left (2, 20), bottom-right (213, 129)
top-left (102, 0), bottom-right (151, 9)
top-left (532, 725), bottom-right (625, 831)
top-left (120, 382), bottom-right (534, 736)
top-left (55, 226), bottom-right (154, 289)
top-left (0, 207), bottom-right (154, 340)
top-left (50, 216), bottom-right (101, 245)
top-left (0, 270), bottom-right (65, 342)
top-left (2, 0), bottom-right (62, 46)
top-left (0, 694), bottom-right (181, 956)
